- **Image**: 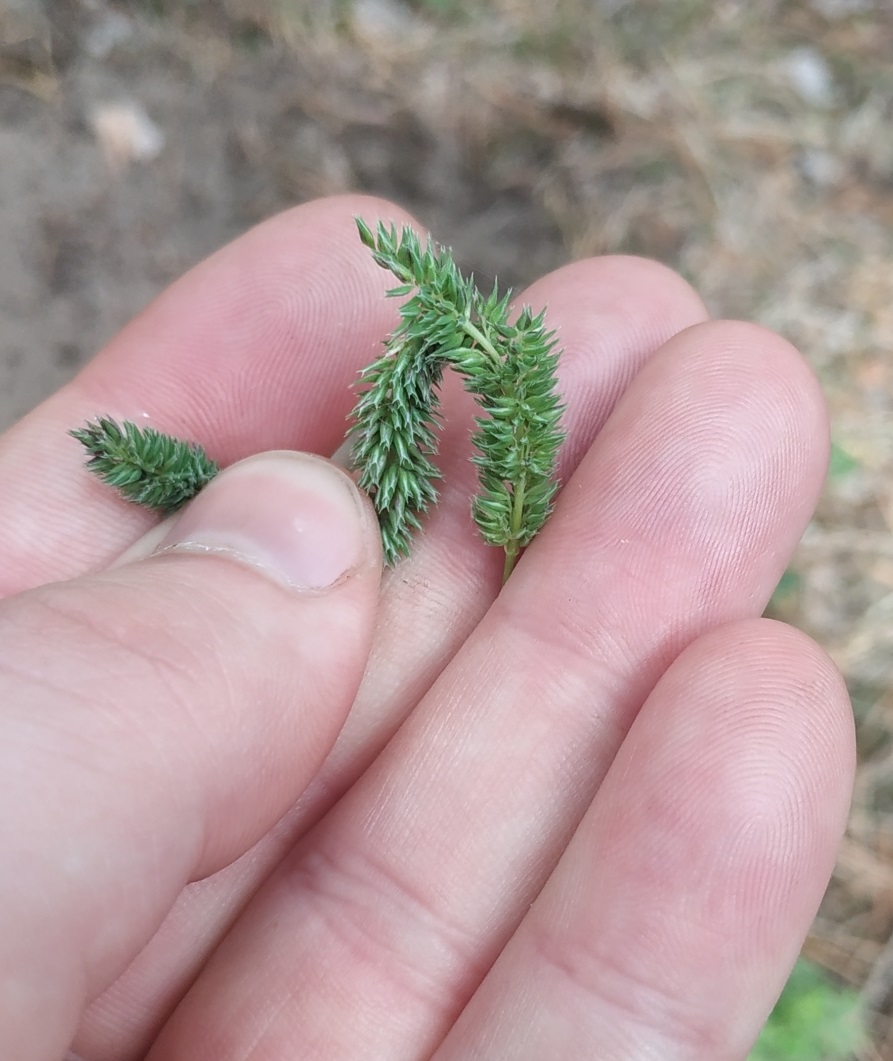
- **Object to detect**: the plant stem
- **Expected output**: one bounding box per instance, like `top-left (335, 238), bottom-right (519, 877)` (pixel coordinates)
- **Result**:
top-left (502, 471), bottom-right (527, 583)
top-left (460, 318), bottom-right (502, 367)
top-left (502, 542), bottom-right (519, 584)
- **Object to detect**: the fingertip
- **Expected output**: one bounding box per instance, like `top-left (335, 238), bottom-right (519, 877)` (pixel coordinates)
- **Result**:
top-left (519, 254), bottom-right (709, 386)
top-left (511, 254), bottom-right (710, 470)
top-left (151, 451), bottom-right (382, 592)
top-left (686, 615), bottom-right (856, 809)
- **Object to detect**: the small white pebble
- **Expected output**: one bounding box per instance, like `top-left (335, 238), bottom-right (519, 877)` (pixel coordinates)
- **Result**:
top-left (797, 147), bottom-right (845, 187)
top-left (784, 46), bottom-right (836, 108)
top-left (90, 101), bottom-right (165, 172)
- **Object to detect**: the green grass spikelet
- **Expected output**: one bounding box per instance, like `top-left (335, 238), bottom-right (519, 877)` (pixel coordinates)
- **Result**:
top-left (69, 417), bottom-right (219, 513)
top-left (348, 219), bottom-right (565, 577)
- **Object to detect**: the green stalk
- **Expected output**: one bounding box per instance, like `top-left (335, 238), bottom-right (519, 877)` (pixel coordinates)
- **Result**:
top-left (502, 471), bottom-right (527, 583)
top-left (460, 318), bottom-right (502, 366)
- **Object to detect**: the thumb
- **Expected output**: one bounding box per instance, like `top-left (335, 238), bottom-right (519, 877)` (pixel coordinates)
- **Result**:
top-left (0, 451), bottom-right (382, 1061)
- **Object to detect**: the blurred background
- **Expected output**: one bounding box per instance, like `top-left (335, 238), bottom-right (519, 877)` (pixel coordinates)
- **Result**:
top-left (3, 0), bottom-right (893, 1055)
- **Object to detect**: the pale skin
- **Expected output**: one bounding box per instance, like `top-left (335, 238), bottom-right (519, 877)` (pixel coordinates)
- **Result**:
top-left (0, 195), bottom-right (854, 1060)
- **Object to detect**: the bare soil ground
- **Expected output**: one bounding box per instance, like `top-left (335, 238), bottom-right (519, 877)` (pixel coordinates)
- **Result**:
top-left (5, 0), bottom-right (893, 1054)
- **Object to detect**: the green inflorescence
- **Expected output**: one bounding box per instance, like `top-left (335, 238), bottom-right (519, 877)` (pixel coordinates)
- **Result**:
top-left (350, 219), bottom-right (564, 579)
top-left (71, 219), bottom-right (565, 581)
top-left (70, 417), bottom-right (218, 514)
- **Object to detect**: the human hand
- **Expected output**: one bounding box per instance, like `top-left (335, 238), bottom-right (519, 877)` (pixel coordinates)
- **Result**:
top-left (0, 196), bottom-right (854, 1060)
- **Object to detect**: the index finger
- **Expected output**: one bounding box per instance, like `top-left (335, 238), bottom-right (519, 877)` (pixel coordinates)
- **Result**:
top-left (0, 195), bottom-right (416, 596)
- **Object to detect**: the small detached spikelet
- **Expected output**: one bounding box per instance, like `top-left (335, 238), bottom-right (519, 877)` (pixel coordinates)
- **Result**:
top-left (349, 218), bottom-right (565, 580)
top-left (69, 417), bottom-right (218, 513)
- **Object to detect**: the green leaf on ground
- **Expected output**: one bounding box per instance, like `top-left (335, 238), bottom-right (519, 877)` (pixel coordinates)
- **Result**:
top-left (749, 958), bottom-right (866, 1061)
